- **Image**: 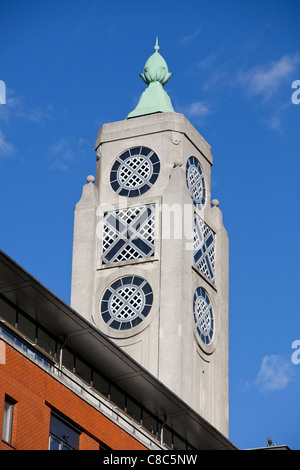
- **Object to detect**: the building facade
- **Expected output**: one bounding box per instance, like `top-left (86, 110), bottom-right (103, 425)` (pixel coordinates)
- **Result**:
top-left (71, 42), bottom-right (229, 435)
top-left (0, 338), bottom-right (145, 450)
top-left (0, 250), bottom-right (235, 450)
top-left (0, 41), bottom-right (233, 451)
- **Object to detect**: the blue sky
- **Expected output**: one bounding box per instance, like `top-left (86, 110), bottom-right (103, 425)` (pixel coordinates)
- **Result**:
top-left (1, 0), bottom-right (300, 450)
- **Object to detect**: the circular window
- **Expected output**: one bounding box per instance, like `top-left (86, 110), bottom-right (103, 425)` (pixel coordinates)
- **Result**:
top-left (100, 276), bottom-right (153, 330)
top-left (193, 287), bottom-right (214, 345)
top-left (186, 156), bottom-right (206, 210)
top-left (110, 147), bottom-right (160, 197)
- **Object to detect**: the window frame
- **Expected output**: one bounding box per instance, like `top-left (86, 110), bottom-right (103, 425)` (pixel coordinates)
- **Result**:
top-left (2, 395), bottom-right (16, 445)
top-left (48, 411), bottom-right (80, 451)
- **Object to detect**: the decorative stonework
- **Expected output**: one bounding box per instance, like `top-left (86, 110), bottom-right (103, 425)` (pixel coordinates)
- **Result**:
top-left (193, 287), bottom-right (214, 345)
top-left (110, 147), bottom-right (160, 197)
top-left (193, 214), bottom-right (215, 282)
top-left (186, 156), bottom-right (206, 210)
top-left (100, 276), bottom-right (153, 330)
top-left (102, 205), bottom-right (155, 264)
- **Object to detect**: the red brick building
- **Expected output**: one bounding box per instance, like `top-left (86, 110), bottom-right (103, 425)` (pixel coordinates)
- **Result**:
top-left (0, 250), bottom-right (236, 451)
top-left (0, 342), bottom-right (146, 450)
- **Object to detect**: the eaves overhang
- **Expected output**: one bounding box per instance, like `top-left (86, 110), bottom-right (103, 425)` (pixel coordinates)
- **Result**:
top-left (0, 249), bottom-right (237, 450)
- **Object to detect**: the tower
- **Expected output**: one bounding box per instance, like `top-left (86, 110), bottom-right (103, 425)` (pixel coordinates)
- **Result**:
top-left (71, 41), bottom-right (229, 436)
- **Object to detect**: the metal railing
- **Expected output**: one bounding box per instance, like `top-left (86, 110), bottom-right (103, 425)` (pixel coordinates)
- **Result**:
top-left (0, 324), bottom-right (166, 450)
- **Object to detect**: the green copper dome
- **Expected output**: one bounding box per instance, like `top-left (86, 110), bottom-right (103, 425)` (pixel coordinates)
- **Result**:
top-left (126, 38), bottom-right (175, 119)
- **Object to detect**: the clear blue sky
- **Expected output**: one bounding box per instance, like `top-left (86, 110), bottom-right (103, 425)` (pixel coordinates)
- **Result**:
top-left (1, 0), bottom-right (300, 450)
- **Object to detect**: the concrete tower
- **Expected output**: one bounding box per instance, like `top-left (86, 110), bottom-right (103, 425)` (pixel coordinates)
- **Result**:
top-left (71, 41), bottom-right (229, 436)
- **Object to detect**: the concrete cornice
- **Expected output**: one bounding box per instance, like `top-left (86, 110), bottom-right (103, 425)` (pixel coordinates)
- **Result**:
top-left (95, 112), bottom-right (213, 165)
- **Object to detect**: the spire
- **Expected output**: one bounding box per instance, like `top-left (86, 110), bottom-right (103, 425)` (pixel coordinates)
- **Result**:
top-left (126, 39), bottom-right (175, 119)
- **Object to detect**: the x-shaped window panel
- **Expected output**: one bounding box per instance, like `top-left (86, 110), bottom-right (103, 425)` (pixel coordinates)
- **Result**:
top-left (193, 214), bottom-right (215, 283)
top-left (102, 205), bottom-right (155, 264)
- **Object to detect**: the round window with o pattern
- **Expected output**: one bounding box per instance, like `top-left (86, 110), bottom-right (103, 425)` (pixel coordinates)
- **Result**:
top-left (100, 276), bottom-right (153, 330)
top-left (110, 147), bottom-right (160, 197)
top-left (186, 156), bottom-right (206, 210)
top-left (193, 287), bottom-right (214, 346)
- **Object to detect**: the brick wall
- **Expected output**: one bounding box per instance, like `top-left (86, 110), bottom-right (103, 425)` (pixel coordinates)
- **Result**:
top-left (0, 340), bottom-right (147, 450)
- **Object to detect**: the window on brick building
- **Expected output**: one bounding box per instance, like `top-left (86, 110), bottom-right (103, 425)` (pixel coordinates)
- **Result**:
top-left (49, 412), bottom-right (80, 450)
top-left (2, 395), bottom-right (16, 445)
